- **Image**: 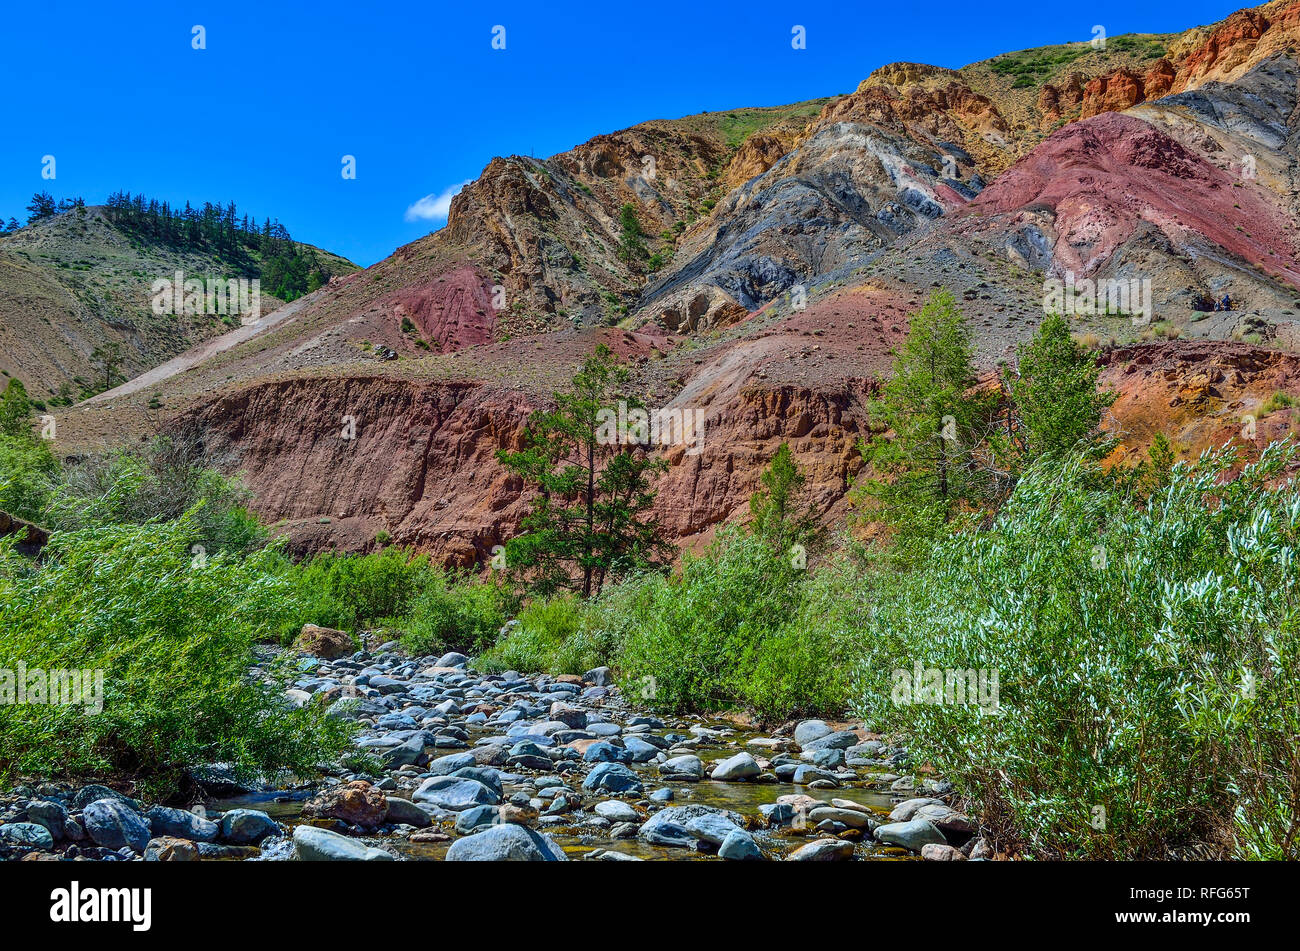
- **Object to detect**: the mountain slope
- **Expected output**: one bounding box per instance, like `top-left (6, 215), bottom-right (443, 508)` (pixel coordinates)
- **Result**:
top-left (43, 1), bottom-right (1300, 562)
top-left (0, 205), bottom-right (357, 403)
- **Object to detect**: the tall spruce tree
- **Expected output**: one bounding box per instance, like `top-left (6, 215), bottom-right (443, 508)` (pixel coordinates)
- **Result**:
top-left (497, 345), bottom-right (673, 597)
top-left (856, 290), bottom-right (992, 548)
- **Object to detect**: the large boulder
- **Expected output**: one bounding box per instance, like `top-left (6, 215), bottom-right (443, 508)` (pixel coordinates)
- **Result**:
top-left (218, 809), bottom-right (280, 845)
top-left (302, 781), bottom-right (388, 828)
top-left (802, 730), bottom-right (859, 752)
top-left (25, 801), bottom-right (67, 840)
top-left (83, 799), bottom-right (152, 852)
top-left (718, 828), bottom-right (763, 861)
top-left (638, 805), bottom-right (743, 849)
top-left (412, 777), bottom-right (500, 811)
top-left (293, 825), bottom-right (396, 861)
top-left (384, 797), bottom-right (433, 828)
top-left (657, 755), bottom-right (703, 781)
top-left (446, 823), bottom-right (568, 861)
top-left (873, 819), bottom-right (948, 852)
top-left (144, 836), bottom-right (199, 861)
top-left (787, 838), bottom-right (855, 861)
top-left (146, 806), bottom-right (219, 842)
top-left (582, 762), bottom-right (643, 795)
top-left (0, 822), bottom-right (54, 850)
top-left (793, 720), bottom-right (833, 748)
top-left (710, 752), bottom-right (761, 781)
top-left (294, 624), bottom-right (355, 660)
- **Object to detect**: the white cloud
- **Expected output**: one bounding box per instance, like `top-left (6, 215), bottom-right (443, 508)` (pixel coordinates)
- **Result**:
top-left (404, 181), bottom-right (472, 223)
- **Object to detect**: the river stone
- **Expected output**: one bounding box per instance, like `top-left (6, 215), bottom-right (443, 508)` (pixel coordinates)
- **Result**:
top-left (684, 812), bottom-right (743, 846)
top-left (793, 720), bottom-right (833, 748)
top-left (657, 754), bottom-right (703, 781)
top-left (582, 742), bottom-right (629, 764)
top-left (144, 836), bottom-right (199, 861)
top-left (368, 675), bottom-right (406, 695)
top-left (888, 797), bottom-right (946, 822)
top-left (435, 652), bottom-right (469, 668)
top-left (586, 848), bottom-right (643, 861)
top-left (921, 843), bottom-right (966, 861)
top-left (375, 712), bottom-right (418, 730)
top-left (382, 735), bottom-right (426, 769)
top-left (710, 751), bottom-right (761, 781)
top-left (873, 819), bottom-right (947, 852)
top-left (807, 806), bottom-right (875, 830)
top-left (384, 797), bottom-right (433, 827)
top-left (26, 801), bottom-right (67, 840)
top-left (594, 800), bottom-right (641, 823)
top-left (302, 780), bottom-right (388, 828)
top-left (807, 748), bottom-right (845, 768)
top-left (219, 809), bottom-right (280, 845)
top-left (787, 838), bottom-right (855, 861)
top-left (548, 704), bottom-right (588, 729)
top-left (413, 777), bottom-right (500, 811)
top-left (293, 824), bottom-right (396, 861)
top-left (428, 752), bottom-right (478, 776)
top-left (583, 666), bottom-right (613, 686)
top-left (718, 828), bottom-right (762, 861)
top-left (456, 804), bottom-right (501, 833)
top-left (792, 765), bottom-right (839, 785)
top-left (446, 823), bottom-right (567, 861)
top-left (802, 730), bottom-right (859, 752)
top-left (638, 805), bottom-right (741, 849)
top-left (72, 784), bottom-right (135, 810)
top-left (759, 802), bottom-right (795, 826)
top-left (582, 762), bottom-right (643, 794)
top-left (622, 736), bottom-right (660, 763)
top-left (146, 805), bottom-right (219, 842)
top-left (0, 822), bottom-right (54, 850)
top-left (84, 799), bottom-right (152, 852)
top-left (294, 623), bottom-right (354, 660)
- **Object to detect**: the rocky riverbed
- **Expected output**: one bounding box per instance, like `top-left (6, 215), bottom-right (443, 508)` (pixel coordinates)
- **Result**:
top-left (0, 643), bottom-right (991, 862)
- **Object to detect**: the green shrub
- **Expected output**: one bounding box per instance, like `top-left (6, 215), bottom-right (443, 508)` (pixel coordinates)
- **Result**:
top-left (400, 572), bottom-right (513, 656)
top-left (54, 436), bottom-right (266, 556)
top-left (0, 514), bottom-right (351, 798)
top-left (0, 433), bottom-right (58, 523)
top-left (616, 530), bottom-right (804, 717)
top-left (478, 594), bottom-right (589, 673)
top-left (288, 546), bottom-right (433, 634)
top-left (852, 443), bottom-right (1300, 859)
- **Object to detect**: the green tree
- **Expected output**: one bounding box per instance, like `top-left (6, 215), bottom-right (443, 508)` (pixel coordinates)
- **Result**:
top-left (749, 441), bottom-right (821, 557)
top-left (25, 191), bottom-right (56, 224)
top-left (617, 203), bottom-right (647, 267)
top-left (1005, 314), bottom-right (1115, 464)
top-left (855, 290), bottom-right (991, 549)
top-left (0, 379), bottom-right (33, 439)
top-left (497, 344), bottom-right (673, 597)
top-left (90, 343), bottom-right (124, 393)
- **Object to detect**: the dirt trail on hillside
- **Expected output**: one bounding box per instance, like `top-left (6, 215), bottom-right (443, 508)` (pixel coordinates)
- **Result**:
top-left (85, 290), bottom-right (321, 404)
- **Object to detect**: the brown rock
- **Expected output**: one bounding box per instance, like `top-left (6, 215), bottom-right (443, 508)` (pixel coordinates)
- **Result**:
top-left (144, 836), bottom-right (199, 861)
top-left (294, 624), bottom-right (355, 660)
top-left (921, 843), bottom-right (966, 861)
top-left (1080, 68), bottom-right (1145, 119)
top-left (302, 780), bottom-right (388, 828)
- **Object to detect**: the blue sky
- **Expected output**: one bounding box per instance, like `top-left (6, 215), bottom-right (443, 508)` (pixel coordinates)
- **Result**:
top-left (2, 0), bottom-right (1244, 266)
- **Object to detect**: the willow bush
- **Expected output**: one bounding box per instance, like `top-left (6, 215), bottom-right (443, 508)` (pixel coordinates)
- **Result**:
top-left (853, 443), bottom-right (1300, 859)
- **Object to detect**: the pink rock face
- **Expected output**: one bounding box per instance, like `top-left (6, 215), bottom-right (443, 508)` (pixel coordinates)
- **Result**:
top-left (382, 264), bottom-right (497, 352)
top-left (958, 112), bottom-right (1300, 285)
